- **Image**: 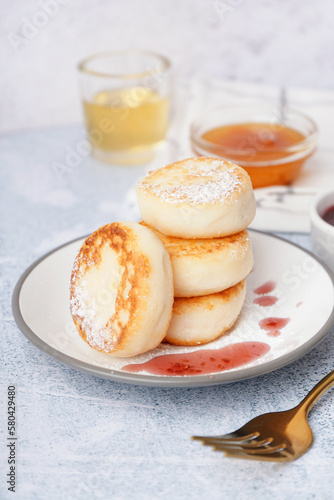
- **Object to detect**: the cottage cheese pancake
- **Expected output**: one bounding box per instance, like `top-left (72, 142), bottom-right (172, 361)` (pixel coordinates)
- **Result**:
top-left (136, 157), bottom-right (256, 238)
top-left (140, 222), bottom-right (253, 297)
top-left (165, 280), bottom-right (246, 346)
top-left (70, 222), bottom-right (173, 357)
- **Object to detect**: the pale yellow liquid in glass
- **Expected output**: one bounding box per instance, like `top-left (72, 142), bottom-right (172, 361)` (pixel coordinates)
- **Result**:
top-left (83, 87), bottom-right (170, 164)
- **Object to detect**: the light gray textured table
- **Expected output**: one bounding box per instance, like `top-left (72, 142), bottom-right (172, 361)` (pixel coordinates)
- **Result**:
top-left (1, 126), bottom-right (333, 500)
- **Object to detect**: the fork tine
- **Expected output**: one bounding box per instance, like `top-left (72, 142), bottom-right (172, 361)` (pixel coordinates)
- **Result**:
top-left (223, 447), bottom-right (294, 462)
top-left (213, 442), bottom-right (286, 454)
top-left (192, 431), bottom-right (259, 443)
top-left (193, 433), bottom-right (289, 457)
top-left (206, 437), bottom-right (273, 449)
top-left (193, 435), bottom-right (296, 461)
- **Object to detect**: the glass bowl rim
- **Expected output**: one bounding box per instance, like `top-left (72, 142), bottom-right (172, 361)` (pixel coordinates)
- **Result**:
top-left (190, 102), bottom-right (318, 157)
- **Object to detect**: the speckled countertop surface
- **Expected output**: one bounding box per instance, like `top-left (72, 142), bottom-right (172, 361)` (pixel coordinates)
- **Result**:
top-left (1, 111), bottom-right (334, 499)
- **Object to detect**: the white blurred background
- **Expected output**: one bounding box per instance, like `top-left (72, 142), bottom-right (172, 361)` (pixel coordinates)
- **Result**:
top-left (1, 0), bottom-right (334, 134)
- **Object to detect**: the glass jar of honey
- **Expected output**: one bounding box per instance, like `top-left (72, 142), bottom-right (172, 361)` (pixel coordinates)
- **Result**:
top-left (190, 102), bottom-right (318, 189)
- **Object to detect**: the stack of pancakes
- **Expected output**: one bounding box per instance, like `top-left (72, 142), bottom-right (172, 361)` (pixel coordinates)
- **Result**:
top-left (70, 157), bottom-right (256, 357)
top-left (136, 157), bottom-right (256, 346)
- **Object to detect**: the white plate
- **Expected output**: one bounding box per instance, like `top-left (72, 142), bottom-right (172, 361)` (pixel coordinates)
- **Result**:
top-left (12, 230), bottom-right (334, 387)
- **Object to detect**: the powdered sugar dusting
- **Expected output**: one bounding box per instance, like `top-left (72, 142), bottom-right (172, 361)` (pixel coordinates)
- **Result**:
top-left (138, 159), bottom-right (243, 206)
top-left (70, 241), bottom-right (124, 353)
top-left (70, 279), bottom-right (115, 352)
top-left (71, 276), bottom-right (110, 353)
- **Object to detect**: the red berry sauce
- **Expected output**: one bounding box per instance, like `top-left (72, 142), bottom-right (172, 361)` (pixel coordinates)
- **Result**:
top-left (122, 342), bottom-right (270, 376)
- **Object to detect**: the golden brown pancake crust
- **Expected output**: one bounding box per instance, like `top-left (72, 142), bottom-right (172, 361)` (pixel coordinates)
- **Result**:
top-left (70, 223), bottom-right (151, 353)
top-left (172, 280), bottom-right (245, 315)
top-left (165, 280), bottom-right (246, 346)
top-left (140, 221), bottom-right (250, 258)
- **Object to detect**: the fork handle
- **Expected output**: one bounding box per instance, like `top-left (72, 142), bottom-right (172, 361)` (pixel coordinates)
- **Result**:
top-left (296, 369), bottom-right (334, 415)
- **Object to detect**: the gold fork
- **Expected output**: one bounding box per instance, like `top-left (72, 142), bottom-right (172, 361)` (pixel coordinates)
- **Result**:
top-left (192, 369), bottom-right (334, 462)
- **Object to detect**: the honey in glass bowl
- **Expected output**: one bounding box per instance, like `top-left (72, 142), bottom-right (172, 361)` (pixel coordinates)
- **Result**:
top-left (191, 103), bottom-right (318, 189)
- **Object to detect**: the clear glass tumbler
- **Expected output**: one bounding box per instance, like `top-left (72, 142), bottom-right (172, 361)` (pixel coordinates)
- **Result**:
top-left (78, 50), bottom-right (171, 165)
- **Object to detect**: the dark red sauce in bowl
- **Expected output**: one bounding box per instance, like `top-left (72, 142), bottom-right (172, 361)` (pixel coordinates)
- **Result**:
top-left (322, 205), bottom-right (334, 226)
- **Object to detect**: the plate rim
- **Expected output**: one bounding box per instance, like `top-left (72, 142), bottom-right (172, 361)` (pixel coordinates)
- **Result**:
top-left (12, 229), bottom-right (334, 388)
